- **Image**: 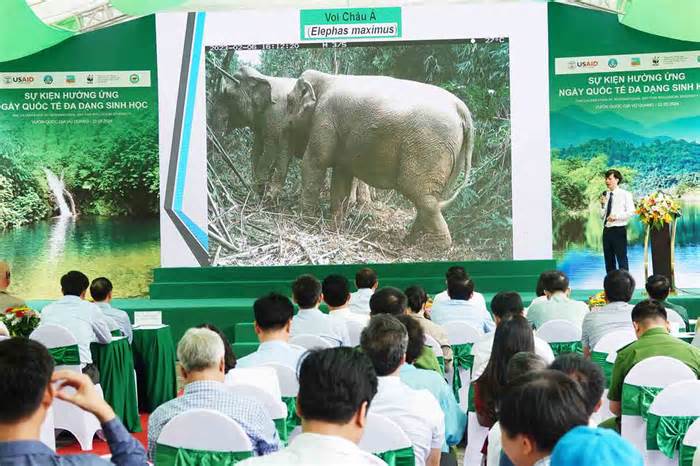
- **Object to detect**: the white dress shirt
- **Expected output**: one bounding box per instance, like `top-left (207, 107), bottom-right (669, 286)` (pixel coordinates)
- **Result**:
top-left (290, 307), bottom-right (350, 347)
top-left (40, 295), bottom-right (113, 365)
top-left (600, 187), bottom-right (635, 227)
top-left (429, 298), bottom-right (495, 333)
top-left (95, 302), bottom-right (133, 344)
top-left (433, 290), bottom-right (487, 310)
top-left (329, 307), bottom-right (370, 326)
top-left (236, 340), bottom-right (307, 372)
top-left (349, 288), bottom-right (374, 315)
top-left (238, 432), bottom-right (386, 466)
top-left (470, 331), bottom-right (555, 381)
top-left (370, 376), bottom-right (445, 466)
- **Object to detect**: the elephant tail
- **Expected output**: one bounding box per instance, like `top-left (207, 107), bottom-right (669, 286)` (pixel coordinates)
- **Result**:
top-left (439, 104), bottom-right (474, 210)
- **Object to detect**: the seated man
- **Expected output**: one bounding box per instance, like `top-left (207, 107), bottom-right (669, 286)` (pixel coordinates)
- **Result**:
top-left (432, 266), bottom-right (488, 311)
top-left (323, 275), bottom-right (369, 325)
top-left (429, 272), bottom-right (495, 332)
top-left (147, 328), bottom-right (279, 460)
top-left (361, 314), bottom-right (445, 466)
top-left (581, 270), bottom-right (635, 357)
top-left (349, 267), bottom-right (378, 315)
top-left (239, 347), bottom-right (385, 466)
top-left (0, 338), bottom-right (148, 465)
top-left (499, 370), bottom-right (589, 466)
top-left (290, 274), bottom-right (349, 346)
top-left (405, 285), bottom-right (453, 372)
top-left (471, 292), bottom-right (554, 381)
top-left (236, 293), bottom-right (306, 371)
top-left (526, 271), bottom-right (588, 329)
top-left (40, 271), bottom-right (112, 383)
top-left (90, 277), bottom-right (133, 343)
top-left (607, 300), bottom-right (700, 427)
top-left (369, 287), bottom-right (408, 317)
top-left (0, 260), bottom-right (25, 309)
top-left (550, 354), bottom-right (605, 425)
top-left (645, 274), bottom-right (689, 328)
top-left (525, 272), bottom-right (548, 313)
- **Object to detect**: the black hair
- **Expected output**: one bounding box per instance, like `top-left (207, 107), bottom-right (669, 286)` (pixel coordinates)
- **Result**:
top-left (491, 291), bottom-right (524, 320)
top-left (603, 269), bottom-right (635, 303)
top-left (61, 270), bottom-right (89, 297)
top-left (355, 268), bottom-right (378, 289)
top-left (322, 274), bottom-right (351, 308)
top-left (90, 277), bottom-right (113, 302)
top-left (369, 287), bottom-right (407, 316)
top-left (253, 292), bottom-right (294, 331)
top-left (550, 353), bottom-right (605, 416)
top-left (475, 316), bottom-right (535, 423)
top-left (396, 314), bottom-right (424, 364)
top-left (446, 274), bottom-right (474, 300)
top-left (605, 169), bottom-right (623, 183)
top-left (360, 314), bottom-right (407, 376)
top-left (445, 266), bottom-right (467, 280)
top-left (0, 338), bottom-right (55, 423)
top-left (506, 352), bottom-right (546, 383)
top-left (631, 299), bottom-right (667, 324)
top-left (404, 285), bottom-right (428, 314)
top-left (298, 347), bottom-right (378, 424)
top-left (292, 274), bottom-right (322, 309)
top-left (535, 272), bottom-right (547, 297)
top-left (498, 370), bottom-right (589, 452)
top-left (197, 323), bottom-right (237, 372)
top-left (645, 275), bottom-right (671, 301)
top-left (542, 270), bottom-right (569, 293)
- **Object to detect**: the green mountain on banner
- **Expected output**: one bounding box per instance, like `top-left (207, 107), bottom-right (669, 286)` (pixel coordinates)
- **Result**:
top-left (650, 116), bottom-right (700, 143)
top-left (550, 111), bottom-right (658, 148)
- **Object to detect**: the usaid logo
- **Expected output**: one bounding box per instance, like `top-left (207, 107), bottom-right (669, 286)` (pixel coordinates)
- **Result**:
top-left (9, 76), bottom-right (35, 84)
top-left (576, 60), bottom-right (599, 68)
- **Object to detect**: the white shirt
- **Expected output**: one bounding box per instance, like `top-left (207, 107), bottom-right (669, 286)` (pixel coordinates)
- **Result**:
top-left (349, 288), bottom-right (374, 315)
top-left (329, 307), bottom-right (370, 326)
top-left (40, 295), bottom-right (113, 365)
top-left (470, 331), bottom-right (555, 381)
top-left (429, 298), bottom-right (495, 333)
top-left (433, 290), bottom-right (487, 310)
top-left (370, 376), bottom-right (445, 466)
top-left (600, 187), bottom-right (635, 227)
top-left (95, 302), bottom-right (133, 344)
top-left (238, 432), bottom-right (387, 466)
top-left (291, 307), bottom-right (350, 347)
top-left (236, 340), bottom-right (307, 372)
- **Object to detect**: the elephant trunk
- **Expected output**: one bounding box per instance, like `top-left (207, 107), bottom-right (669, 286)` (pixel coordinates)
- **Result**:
top-left (439, 104), bottom-right (475, 210)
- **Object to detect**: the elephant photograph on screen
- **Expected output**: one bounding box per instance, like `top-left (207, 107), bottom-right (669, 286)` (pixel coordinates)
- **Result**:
top-left (205, 39), bottom-right (511, 266)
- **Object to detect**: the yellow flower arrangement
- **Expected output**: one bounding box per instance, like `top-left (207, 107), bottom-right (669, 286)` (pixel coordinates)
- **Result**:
top-left (587, 291), bottom-right (606, 309)
top-left (636, 191), bottom-right (681, 231)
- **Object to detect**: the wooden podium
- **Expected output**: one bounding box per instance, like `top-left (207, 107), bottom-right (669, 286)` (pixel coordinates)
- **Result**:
top-left (643, 218), bottom-right (678, 289)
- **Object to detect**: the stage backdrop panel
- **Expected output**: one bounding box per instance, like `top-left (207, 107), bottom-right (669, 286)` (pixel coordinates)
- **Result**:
top-left (157, 3), bottom-right (551, 268)
top-left (549, 3), bottom-right (700, 289)
top-left (0, 16), bottom-right (160, 299)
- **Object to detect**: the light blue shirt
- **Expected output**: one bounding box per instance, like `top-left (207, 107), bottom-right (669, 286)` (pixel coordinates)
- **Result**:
top-left (430, 298), bottom-right (495, 333)
top-left (290, 308), bottom-right (350, 346)
top-left (40, 295), bottom-right (113, 365)
top-left (95, 302), bottom-right (133, 344)
top-left (236, 340), bottom-right (307, 372)
top-left (400, 363), bottom-right (466, 452)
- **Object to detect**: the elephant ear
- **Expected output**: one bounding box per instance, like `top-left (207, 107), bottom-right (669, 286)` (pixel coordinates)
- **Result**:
top-left (248, 76), bottom-right (275, 111)
top-left (295, 77), bottom-right (317, 113)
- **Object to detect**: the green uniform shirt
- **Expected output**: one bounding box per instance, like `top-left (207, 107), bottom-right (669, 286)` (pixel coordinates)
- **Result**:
top-left (664, 300), bottom-right (689, 327)
top-left (414, 346), bottom-right (442, 374)
top-left (608, 327), bottom-right (700, 401)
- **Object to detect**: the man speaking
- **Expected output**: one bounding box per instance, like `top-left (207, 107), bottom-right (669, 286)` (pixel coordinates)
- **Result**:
top-left (599, 169), bottom-right (635, 273)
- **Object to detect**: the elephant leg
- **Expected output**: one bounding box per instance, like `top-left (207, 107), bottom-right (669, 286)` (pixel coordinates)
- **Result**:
top-left (330, 170), bottom-right (354, 228)
top-left (251, 133), bottom-right (265, 196)
top-left (411, 195), bottom-right (452, 249)
top-left (301, 132), bottom-right (336, 217)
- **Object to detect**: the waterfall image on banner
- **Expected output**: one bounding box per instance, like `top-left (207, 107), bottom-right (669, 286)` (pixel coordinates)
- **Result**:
top-left (205, 39), bottom-right (512, 266)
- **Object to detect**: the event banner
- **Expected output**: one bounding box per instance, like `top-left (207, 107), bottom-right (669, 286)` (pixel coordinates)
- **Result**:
top-left (0, 16), bottom-right (159, 298)
top-left (549, 3), bottom-right (700, 288)
top-left (157, 4), bottom-right (551, 268)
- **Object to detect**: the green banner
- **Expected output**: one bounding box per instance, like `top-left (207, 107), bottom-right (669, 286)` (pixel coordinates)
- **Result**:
top-left (300, 7), bottom-right (402, 41)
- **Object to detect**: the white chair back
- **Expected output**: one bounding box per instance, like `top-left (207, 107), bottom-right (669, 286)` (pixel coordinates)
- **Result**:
top-left (225, 367), bottom-right (281, 400)
top-left (157, 408), bottom-right (253, 452)
top-left (667, 309), bottom-right (686, 332)
top-left (359, 413), bottom-right (411, 454)
top-left (683, 417), bottom-right (700, 466)
top-left (289, 334), bottom-right (333, 350)
top-left (694, 447), bottom-right (700, 466)
top-left (263, 363), bottom-right (299, 398)
top-left (535, 319), bottom-right (582, 343)
top-left (227, 384), bottom-right (287, 420)
top-left (593, 330), bottom-right (637, 355)
top-left (30, 324), bottom-right (81, 370)
top-left (424, 334), bottom-right (443, 359)
top-left (445, 321), bottom-right (482, 345)
top-left (345, 320), bottom-right (366, 347)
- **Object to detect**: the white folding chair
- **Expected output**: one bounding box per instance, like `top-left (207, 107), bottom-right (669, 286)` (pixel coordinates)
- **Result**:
top-left (225, 367), bottom-right (282, 400)
top-left (536, 319), bottom-right (582, 354)
top-left (591, 330), bottom-right (637, 424)
top-left (289, 334), bottom-right (333, 350)
top-left (263, 363), bottom-right (299, 398)
top-left (647, 380), bottom-right (700, 466)
top-left (30, 325), bottom-right (102, 451)
top-left (682, 417), bottom-right (700, 466)
top-left (359, 412), bottom-right (412, 455)
top-left (667, 309), bottom-right (687, 332)
top-left (346, 319), bottom-right (366, 347)
top-left (227, 384), bottom-right (287, 421)
top-left (622, 357), bottom-right (695, 461)
top-left (424, 334), bottom-right (443, 359)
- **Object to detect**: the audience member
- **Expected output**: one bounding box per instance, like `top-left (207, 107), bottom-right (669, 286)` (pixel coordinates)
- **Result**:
top-left (40, 271), bottom-right (113, 383)
top-left (369, 287), bottom-right (407, 316)
top-left (0, 260), bottom-right (25, 309)
top-left (290, 275), bottom-right (349, 346)
top-left (147, 328), bottom-right (279, 460)
top-left (323, 275), bottom-right (369, 325)
top-left (581, 270), bottom-right (635, 356)
top-left (645, 274), bottom-right (689, 328)
top-left (526, 271), bottom-right (588, 329)
top-left (239, 347), bottom-right (384, 466)
top-left (474, 316), bottom-right (534, 431)
top-left (432, 266), bottom-right (488, 311)
top-left (0, 338), bottom-right (148, 465)
top-left (429, 272), bottom-right (495, 333)
top-left (472, 292), bottom-right (554, 381)
top-left (405, 285), bottom-right (453, 372)
top-left (550, 426), bottom-right (643, 466)
top-left (499, 370), bottom-right (589, 466)
top-left (525, 272), bottom-right (548, 313)
top-left (90, 277), bottom-right (133, 343)
top-left (396, 315), bottom-right (466, 456)
top-left (197, 323), bottom-right (237, 372)
top-left (349, 268), bottom-right (378, 315)
top-left (607, 300), bottom-right (700, 427)
top-left (236, 293), bottom-right (305, 371)
top-left (361, 315), bottom-right (445, 466)
top-left (549, 354), bottom-right (605, 424)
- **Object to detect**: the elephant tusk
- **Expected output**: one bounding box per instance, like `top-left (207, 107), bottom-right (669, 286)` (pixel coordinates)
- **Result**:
top-left (206, 58), bottom-right (240, 84)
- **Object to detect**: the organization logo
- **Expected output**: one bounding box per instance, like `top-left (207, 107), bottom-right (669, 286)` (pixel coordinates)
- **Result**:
top-left (567, 60), bottom-right (577, 70)
top-left (43, 75), bottom-right (53, 85)
top-left (652, 56), bottom-right (660, 66)
top-left (129, 73), bottom-right (140, 84)
top-left (86, 74), bottom-right (94, 84)
top-left (574, 60), bottom-right (599, 69)
top-left (607, 58), bottom-right (618, 69)
top-left (65, 75), bottom-right (76, 84)
top-left (631, 57), bottom-right (641, 66)
top-left (2, 76), bottom-right (11, 85)
top-left (8, 76), bottom-right (35, 84)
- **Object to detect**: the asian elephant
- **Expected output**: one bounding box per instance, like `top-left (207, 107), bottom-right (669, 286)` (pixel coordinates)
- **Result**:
top-left (286, 70), bottom-right (475, 248)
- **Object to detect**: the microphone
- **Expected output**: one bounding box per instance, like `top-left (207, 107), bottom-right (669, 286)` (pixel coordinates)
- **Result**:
top-left (602, 190), bottom-right (607, 197)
